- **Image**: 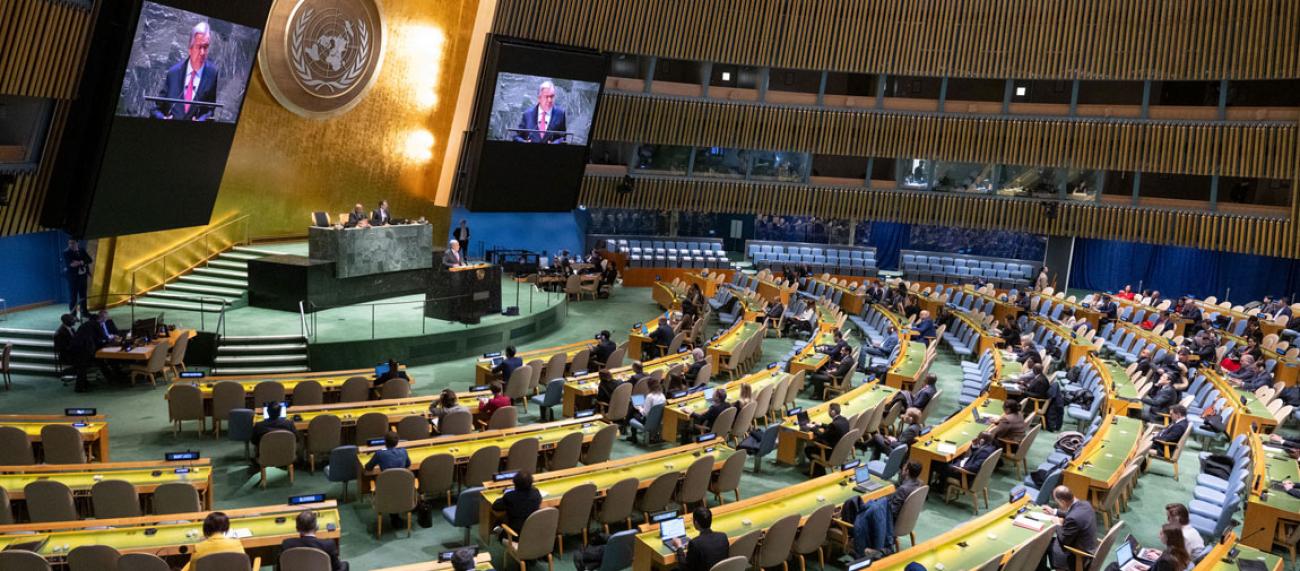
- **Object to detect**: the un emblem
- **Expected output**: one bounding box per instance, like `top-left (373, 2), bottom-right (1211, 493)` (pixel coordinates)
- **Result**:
top-left (260, 0), bottom-right (384, 118)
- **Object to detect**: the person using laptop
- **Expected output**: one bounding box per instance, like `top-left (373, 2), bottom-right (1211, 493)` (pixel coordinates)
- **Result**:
top-left (985, 399), bottom-right (1027, 443)
top-left (804, 403), bottom-right (851, 474)
top-left (492, 471), bottom-right (542, 540)
top-left (1164, 503), bottom-right (1204, 557)
top-left (667, 506), bottom-right (728, 571)
top-left (630, 377), bottom-right (665, 425)
top-left (1149, 524), bottom-right (1191, 571)
top-left (491, 346), bottom-right (523, 381)
top-left (691, 389), bottom-right (732, 436)
top-left (251, 403), bottom-right (297, 456)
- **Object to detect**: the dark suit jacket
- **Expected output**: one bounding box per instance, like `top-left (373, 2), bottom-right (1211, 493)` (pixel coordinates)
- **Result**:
top-left (913, 319), bottom-right (937, 343)
top-left (514, 105), bottom-right (568, 144)
top-left (593, 340), bottom-right (617, 364)
top-left (597, 379), bottom-right (626, 405)
top-left (696, 401), bottom-right (730, 429)
top-left (251, 418), bottom-right (297, 447)
top-left (1057, 501), bottom-right (1099, 556)
top-left (954, 442), bottom-right (997, 473)
top-left (1025, 374), bottom-right (1051, 399)
top-left (1142, 385), bottom-right (1177, 412)
top-left (1155, 419), bottom-right (1189, 448)
top-left (152, 59), bottom-right (219, 121)
top-left (493, 357), bottom-right (523, 380)
top-left (492, 487), bottom-right (542, 532)
top-left (650, 325), bottom-right (675, 349)
top-left (888, 476), bottom-right (922, 520)
top-left (53, 326), bottom-right (76, 359)
top-left (345, 211), bottom-right (369, 228)
top-left (280, 536), bottom-right (346, 571)
top-left (370, 208), bottom-right (392, 226)
top-left (677, 530), bottom-right (729, 571)
top-left (442, 249), bottom-right (464, 268)
top-left (815, 415), bottom-right (851, 448)
top-left (910, 385), bottom-right (936, 410)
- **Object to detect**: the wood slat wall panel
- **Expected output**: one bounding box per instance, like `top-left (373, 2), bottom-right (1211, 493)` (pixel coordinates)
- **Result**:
top-left (0, 0), bottom-right (95, 237)
top-left (594, 93), bottom-right (1298, 180)
top-left (492, 0), bottom-right (1300, 80)
top-left (580, 174), bottom-right (1296, 257)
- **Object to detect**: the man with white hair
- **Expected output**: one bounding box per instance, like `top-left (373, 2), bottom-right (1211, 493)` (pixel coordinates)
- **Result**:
top-left (153, 21), bottom-right (219, 121)
top-left (442, 239), bottom-right (465, 267)
top-left (513, 79), bottom-right (568, 143)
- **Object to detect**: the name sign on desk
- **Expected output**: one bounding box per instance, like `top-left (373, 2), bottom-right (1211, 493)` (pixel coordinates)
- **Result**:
top-left (65, 408), bottom-right (96, 416)
top-left (575, 409), bottom-right (596, 418)
top-left (165, 451), bottom-right (200, 461)
top-left (289, 494), bottom-right (326, 505)
top-left (179, 371), bottom-right (205, 379)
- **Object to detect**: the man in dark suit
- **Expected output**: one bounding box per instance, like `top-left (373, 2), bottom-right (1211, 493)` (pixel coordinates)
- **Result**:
top-left (691, 389), bottom-right (731, 435)
top-left (151, 22), bottom-right (219, 121)
top-left (370, 200), bottom-right (393, 226)
top-left (1141, 373), bottom-right (1178, 422)
top-left (491, 346), bottom-right (523, 381)
top-left (1046, 485), bottom-right (1099, 570)
top-left (669, 506), bottom-right (728, 571)
top-left (513, 81), bottom-right (568, 144)
top-left (595, 370), bottom-right (627, 408)
top-left (1146, 405), bottom-right (1189, 464)
top-left (898, 374), bottom-right (938, 410)
top-left (809, 345), bottom-right (853, 398)
top-left (91, 310), bottom-right (121, 347)
top-left (887, 461), bottom-right (924, 520)
top-left (63, 239), bottom-right (93, 318)
top-left (443, 240), bottom-right (466, 268)
top-left (913, 310), bottom-right (938, 344)
top-left (934, 432), bottom-right (999, 493)
top-left (592, 331), bottom-right (616, 367)
top-left (280, 510), bottom-right (348, 571)
top-left (251, 403), bottom-right (297, 455)
top-left (648, 318), bottom-right (675, 358)
top-left (804, 402), bottom-right (851, 472)
top-left (344, 204), bottom-right (371, 228)
top-left (817, 329), bottom-right (850, 358)
top-left (762, 301), bottom-right (785, 329)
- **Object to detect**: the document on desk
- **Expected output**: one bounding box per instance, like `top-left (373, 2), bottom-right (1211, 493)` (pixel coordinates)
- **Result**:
top-left (936, 442), bottom-right (957, 455)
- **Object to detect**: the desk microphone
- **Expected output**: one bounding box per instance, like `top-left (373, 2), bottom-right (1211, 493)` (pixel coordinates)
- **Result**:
top-left (1234, 524), bottom-right (1266, 552)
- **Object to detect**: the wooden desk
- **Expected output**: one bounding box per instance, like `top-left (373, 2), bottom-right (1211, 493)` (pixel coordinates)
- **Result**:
top-left (478, 442), bottom-right (734, 541)
top-left (885, 340), bottom-right (929, 391)
top-left (0, 414), bottom-right (110, 462)
top-left (1036, 293), bottom-right (1102, 329)
top-left (776, 382), bottom-right (898, 465)
top-left (653, 282), bottom-right (687, 311)
top-left (356, 418), bottom-right (608, 493)
top-left (1195, 531), bottom-right (1283, 570)
top-left (0, 501), bottom-right (340, 561)
top-left (627, 314), bottom-right (673, 360)
top-left (754, 277), bottom-right (795, 306)
top-left (96, 329), bottom-right (195, 361)
top-left (869, 498), bottom-right (1051, 570)
top-left (562, 353), bottom-right (692, 417)
top-left (373, 553), bottom-right (494, 571)
top-left (1242, 435), bottom-right (1300, 552)
top-left (1219, 330), bottom-right (1299, 385)
top-left (1205, 370), bottom-right (1278, 437)
top-left (1062, 415), bottom-right (1142, 505)
top-left (705, 321), bottom-right (765, 375)
top-left (1093, 356), bottom-right (1143, 418)
top-left (631, 470), bottom-right (894, 571)
top-left (807, 278), bottom-right (866, 315)
top-left (910, 396), bottom-right (1005, 482)
top-left (179, 368), bottom-right (411, 417)
top-left (959, 286), bottom-right (1020, 324)
top-left (286, 391), bottom-right (489, 437)
top-left (682, 271), bottom-right (722, 299)
top-left (787, 328), bottom-right (836, 376)
top-left (662, 370), bottom-right (790, 443)
top-left (1197, 301), bottom-right (1284, 338)
top-left (1030, 317), bottom-right (1094, 366)
top-left (474, 340), bottom-right (595, 386)
top-left (0, 459), bottom-right (214, 515)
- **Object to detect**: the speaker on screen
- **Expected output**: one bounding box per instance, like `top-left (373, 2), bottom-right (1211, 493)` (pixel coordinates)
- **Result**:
top-left (455, 36), bottom-right (607, 212)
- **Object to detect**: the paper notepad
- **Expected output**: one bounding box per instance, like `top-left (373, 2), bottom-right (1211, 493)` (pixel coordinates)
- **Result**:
top-left (1011, 516), bottom-right (1045, 532)
top-left (936, 443), bottom-right (957, 455)
top-left (225, 529), bottom-right (253, 539)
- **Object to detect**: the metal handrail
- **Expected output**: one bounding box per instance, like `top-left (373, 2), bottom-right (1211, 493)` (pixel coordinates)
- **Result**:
top-left (127, 214), bottom-right (251, 299)
top-left (298, 301), bottom-right (311, 340)
top-left (298, 285), bottom-right (565, 341)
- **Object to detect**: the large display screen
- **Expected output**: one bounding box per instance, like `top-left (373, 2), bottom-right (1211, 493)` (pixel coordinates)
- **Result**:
top-left (43, 0), bottom-right (271, 239)
top-left (457, 37), bottom-right (607, 212)
top-left (115, 2), bottom-right (262, 124)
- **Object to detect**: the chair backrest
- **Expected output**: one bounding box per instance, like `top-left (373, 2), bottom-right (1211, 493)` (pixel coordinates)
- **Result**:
top-left (539, 378), bottom-right (566, 408)
top-left (892, 485), bottom-right (929, 537)
top-left (713, 450), bottom-right (748, 497)
top-left (416, 452), bottom-right (457, 502)
top-left (514, 507), bottom-right (561, 560)
top-left (1002, 525), bottom-right (1058, 571)
top-left (280, 547), bottom-right (331, 571)
top-left (506, 365), bottom-right (532, 400)
top-left (599, 477), bottom-right (639, 525)
top-left (68, 545), bottom-right (120, 571)
top-left (638, 471), bottom-right (680, 514)
top-left (969, 448), bottom-right (1003, 494)
top-left (1086, 523), bottom-right (1126, 571)
top-left (381, 378), bottom-right (411, 399)
top-left (91, 479), bottom-right (141, 518)
top-left (340, 377), bottom-right (371, 402)
top-left (544, 353), bottom-right (567, 385)
top-left (167, 334), bottom-right (190, 367)
top-left (550, 431), bottom-right (584, 470)
top-left (307, 414), bottom-right (343, 455)
top-left (507, 437), bottom-right (540, 472)
top-left (153, 481), bottom-right (201, 515)
top-left (0, 426), bottom-right (34, 465)
top-left (487, 406), bottom-right (518, 430)
top-left (583, 424), bottom-right (618, 464)
top-left (526, 359), bottom-right (546, 394)
top-left (292, 380), bottom-right (324, 406)
top-left (677, 454), bottom-right (715, 504)
top-left (557, 482), bottom-right (598, 535)
top-left (729, 530), bottom-right (763, 561)
top-left (166, 384), bottom-right (204, 425)
top-left (252, 380), bottom-right (287, 406)
top-left (464, 445), bottom-right (501, 487)
top-left (24, 480), bottom-right (77, 522)
top-left (41, 424), bottom-right (87, 464)
top-left (195, 551), bottom-right (253, 571)
top-left (732, 402), bottom-right (758, 439)
top-left (375, 468), bottom-right (417, 516)
top-left (826, 428), bottom-right (862, 467)
top-left (793, 503), bottom-right (835, 555)
top-left (440, 410), bottom-right (474, 435)
top-left (355, 412), bottom-right (389, 445)
top-left (117, 553), bottom-right (170, 571)
top-left (326, 446), bottom-right (359, 484)
top-left (606, 347), bottom-right (627, 370)
top-left (756, 514), bottom-right (801, 568)
top-left (211, 381), bottom-right (247, 422)
top-left (396, 415), bottom-right (432, 440)
top-left (597, 530), bottom-right (640, 571)
top-left (0, 487), bottom-right (11, 525)
top-left (0, 551), bottom-right (52, 571)
top-left (571, 349), bottom-right (590, 374)
top-left (606, 382), bottom-right (633, 422)
top-left (259, 430), bottom-right (298, 469)
top-left (226, 409), bottom-right (255, 444)
top-left (710, 556), bottom-right (749, 571)
top-left (710, 406), bottom-right (738, 442)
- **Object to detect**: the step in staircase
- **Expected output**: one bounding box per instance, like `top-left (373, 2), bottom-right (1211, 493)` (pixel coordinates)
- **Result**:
top-left (212, 334), bottom-right (310, 376)
top-left (0, 327), bottom-right (62, 376)
top-left (134, 246), bottom-right (285, 314)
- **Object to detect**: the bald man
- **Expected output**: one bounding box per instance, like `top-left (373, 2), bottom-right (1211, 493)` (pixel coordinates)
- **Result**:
top-left (345, 204), bottom-right (371, 228)
top-left (442, 239), bottom-right (465, 267)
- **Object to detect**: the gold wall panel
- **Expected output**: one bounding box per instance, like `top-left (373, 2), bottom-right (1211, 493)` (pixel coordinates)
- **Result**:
top-left (100, 0), bottom-right (482, 295)
top-left (493, 0), bottom-right (1300, 80)
top-left (595, 93), bottom-right (1300, 180)
top-left (0, 0), bottom-right (94, 237)
top-left (580, 175), bottom-right (1297, 258)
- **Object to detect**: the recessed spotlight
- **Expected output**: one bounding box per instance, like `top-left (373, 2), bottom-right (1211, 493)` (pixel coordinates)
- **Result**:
top-left (721, 71), bottom-right (732, 82)
top-left (1015, 86), bottom-right (1027, 97)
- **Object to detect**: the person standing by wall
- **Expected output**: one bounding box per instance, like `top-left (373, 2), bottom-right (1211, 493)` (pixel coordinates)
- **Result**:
top-left (63, 239), bottom-right (93, 319)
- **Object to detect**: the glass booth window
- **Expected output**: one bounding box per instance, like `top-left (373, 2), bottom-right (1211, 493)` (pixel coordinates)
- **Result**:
top-left (693, 147), bottom-right (748, 178)
top-left (933, 162), bottom-right (994, 194)
top-left (1062, 169), bottom-right (1102, 202)
top-left (998, 165), bottom-right (1064, 198)
top-left (750, 151), bottom-right (806, 182)
top-left (634, 144), bottom-right (691, 175)
top-left (898, 159), bottom-right (932, 189)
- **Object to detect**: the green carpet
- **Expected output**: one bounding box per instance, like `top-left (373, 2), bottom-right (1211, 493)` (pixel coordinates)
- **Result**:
top-left (0, 284), bottom-right (1250, 570)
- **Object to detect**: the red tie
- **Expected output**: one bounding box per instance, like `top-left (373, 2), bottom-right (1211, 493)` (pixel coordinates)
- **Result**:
top-left (184, 70), bottom-right (196, 113)
top-left (538, 112), bottom-right (548, 136)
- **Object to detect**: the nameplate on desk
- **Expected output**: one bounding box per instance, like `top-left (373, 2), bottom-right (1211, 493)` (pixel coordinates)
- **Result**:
top-left (165, 451), bottom-right (200, 461)
top-left (367, 438), bottom-right (386, 446)
top-left (174, 468), bottom-right (191, 475)
top-left (649, 510), bottom-right (677, 524)
top-left (841, 460), bottom-right (861, 471)
top-left (179, 372), bottom-right (205, 379)
top-left (847, 558), bottom-right (872, 571)
top-left (469, 385), bottom-right (490, 392)
top-left (669, 390), bottom-right (688, 399)
top-left (493, 471), bottom-right (518, 482)
top-left (288, 494), bottom-right (325, 506)
top-left (575, 409), bottom-right (596, 418)
top-left (696, 433), bottom-right (716, 443)
top-left (65, 408), bottom-right (96, 417)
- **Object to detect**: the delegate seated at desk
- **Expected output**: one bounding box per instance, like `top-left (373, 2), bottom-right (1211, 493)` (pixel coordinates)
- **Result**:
top-left (370, 200), bottom-right (393, 226)
top-left (345, 204), bottom-right (371, 228)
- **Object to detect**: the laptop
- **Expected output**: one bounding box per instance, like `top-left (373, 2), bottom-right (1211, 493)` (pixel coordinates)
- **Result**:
top-left (972, 408), bottom-right (992, 425)
top-left (853, 465), bottom-right (883, 493)
top-left (658, 517), bottom-right (688, 549)
top-left (1114, 536), bottom-right (1158, 571)
top-left (631, 394), bottom-right (646, 409)
top-left (795, 410), bottom-right (812, 430)
top-left (3, 536), bottom-right (49, 553)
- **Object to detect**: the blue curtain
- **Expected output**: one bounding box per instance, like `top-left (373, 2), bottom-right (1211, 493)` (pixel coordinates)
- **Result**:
top-left (868, 222), bottom-right (911, 270)
top-left (1069, 238), bottom-right (1300, 301)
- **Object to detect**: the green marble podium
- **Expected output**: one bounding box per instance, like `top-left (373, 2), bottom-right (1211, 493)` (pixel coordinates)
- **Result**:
top-left (308, 223), bottom-right (434, 278)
